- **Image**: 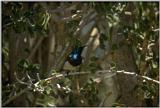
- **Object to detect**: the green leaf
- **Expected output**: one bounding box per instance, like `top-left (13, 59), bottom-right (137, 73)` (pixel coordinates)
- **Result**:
top-left (17, 59), bottom-right (29, 70)
top-left (100, 33), bottom-right (108, 41)
top-left (112, 44), bottom-right (118, 50)
top-left (110, 62), bottom-right (117, 69)
top-left (27, 64), bottom-right (40, 72)
top-left (152, 61), bottom-right (157, 69)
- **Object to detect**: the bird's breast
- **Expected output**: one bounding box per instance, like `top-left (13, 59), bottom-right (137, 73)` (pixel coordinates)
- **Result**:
top-left (67, 55), bottom-right (82, 66)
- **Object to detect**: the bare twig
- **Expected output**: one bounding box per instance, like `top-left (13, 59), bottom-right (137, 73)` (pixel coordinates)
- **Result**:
top-left (37, 73), bottom-right (41, 81)
top-left (73, 9), bottom-right (98, 37)
top-left (62, 13), bottom-right (82, 22)
top-left (26, 72), bottom-right (33, 84)
top-left (4, 69), bottom-right (159, 106)
top-left (35, 70), bottom-right (160, 86)
top-left (14, 72), bottom-right (30, 86)
top-left (116, 70), bottom-right (160, 84)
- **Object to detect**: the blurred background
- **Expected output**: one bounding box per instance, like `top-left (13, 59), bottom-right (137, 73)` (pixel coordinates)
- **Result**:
top-left (2, 2), bottom-right (159, 107)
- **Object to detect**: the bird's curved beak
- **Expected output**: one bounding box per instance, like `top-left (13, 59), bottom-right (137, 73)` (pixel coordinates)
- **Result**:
top-left (82, 45), bottom-right (87, 48)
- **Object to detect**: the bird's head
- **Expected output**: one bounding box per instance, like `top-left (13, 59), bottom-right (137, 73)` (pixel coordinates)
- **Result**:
top-left (77, 45), bottom-right (86, 53)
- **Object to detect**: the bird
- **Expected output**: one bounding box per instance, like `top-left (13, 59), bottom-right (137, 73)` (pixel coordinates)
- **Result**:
top-left (67, 46), bottom-right (86, 66)
top-left (62, 45), bottom-right (86, 71)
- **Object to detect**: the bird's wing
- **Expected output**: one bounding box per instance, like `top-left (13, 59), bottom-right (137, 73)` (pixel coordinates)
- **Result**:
top-left (63, 61), bottom-right (77, 71)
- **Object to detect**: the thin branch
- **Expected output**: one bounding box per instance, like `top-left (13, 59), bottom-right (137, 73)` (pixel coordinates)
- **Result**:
top-left (62, 13), bottom-right (82, 22)
top-left (14, 72), bottom-right (30, 86)
top-left (37, 73), bottom-right (41, 81)
top-left (116, 70), bottom-right (160, 84)
top-left (73, 9), bottom-right (98, 36)
top-left (26, 71), bottom-right (33, 84)
top-left (4, 69), bottom-right (159, 106)
top-left (35, 70), bottom-right (160, 86)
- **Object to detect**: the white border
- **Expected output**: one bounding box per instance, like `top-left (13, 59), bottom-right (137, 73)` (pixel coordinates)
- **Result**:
top-left (1, 0), bottom-right (160, 1)
top-left (0, 1), bottom-right (2, 107)
top-left (0, 1), bottom-right (159, 107)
